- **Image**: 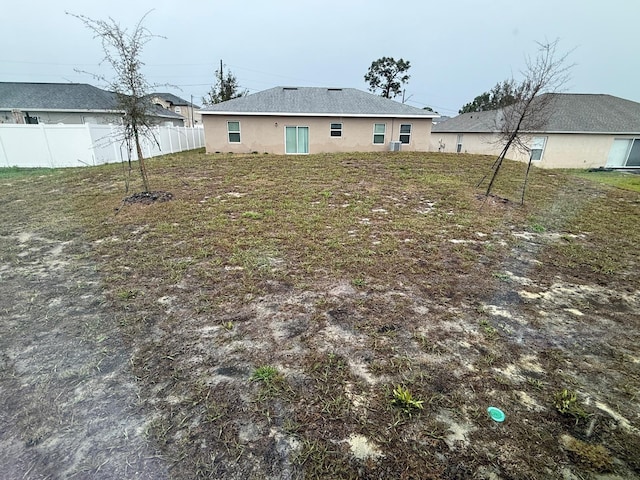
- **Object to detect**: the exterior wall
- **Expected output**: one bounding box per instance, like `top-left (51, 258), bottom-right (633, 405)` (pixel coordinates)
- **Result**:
top-left (430, 131), bottom-right (621, 169)
top-left (178, 106), bottom-right (201, 127)
top-left (151, 96), bottom-right (199, 127)
top-left (203, 115), bottom-right (432, 154)
top-left (430, 132), bottom-right (500, 156)
top-left (0, 110), bottom-right (123, 125)
top-left (537, 133), bottom-right (620, 169)
top-left (0, 109), bottom-right (184, 127)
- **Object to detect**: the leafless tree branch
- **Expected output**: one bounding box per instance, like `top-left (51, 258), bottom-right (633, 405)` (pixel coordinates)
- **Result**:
top-left (68, 10), bottom-right (167, 193)
top-left (479, 39), bottom-right (574, 203)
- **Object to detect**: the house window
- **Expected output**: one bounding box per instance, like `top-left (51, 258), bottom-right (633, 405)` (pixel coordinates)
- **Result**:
top-left (330, 123), bottom-right (342, 137)
top-left (24, 112), bottom-right (39, 124)
top-left (228, 121), bottom-right (241, 143)
top-left (399, 124), bottom-right (412, 144)
top-left (456, 134), bottom-right (463, 153)
top-left (606, 138), bottom-right (640, 167)
top-left (530, 136), bottom-right (547, 161)
top-left (285, 126), bottom-right (309, 154)
top-left (373, 123), bottom-right (386, 144)
top-left (175, 106), bottom-right (182, 114)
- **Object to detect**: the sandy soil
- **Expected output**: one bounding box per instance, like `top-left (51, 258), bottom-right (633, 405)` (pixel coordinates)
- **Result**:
top-left (0, 231), bottom-right (167, 479)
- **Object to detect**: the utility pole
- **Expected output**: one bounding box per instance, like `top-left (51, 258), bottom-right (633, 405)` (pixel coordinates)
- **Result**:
top-left (220, 59), bottom-right (223, 88)
top-left (190, 94), bottom-right (194, 127)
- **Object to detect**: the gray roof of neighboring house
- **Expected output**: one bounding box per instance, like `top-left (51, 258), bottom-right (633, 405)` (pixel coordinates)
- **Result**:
top-left (151, 92), bottom-right (200, 108)
top-left (0, 82), bottom-right (183, 119)
top-left (200, 86), bottom-right (438, 118)
top-left (433, 94), bottom-right (640, 134)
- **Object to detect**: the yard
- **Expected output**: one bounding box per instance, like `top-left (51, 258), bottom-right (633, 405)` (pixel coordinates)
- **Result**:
top-left (1, 150), bottom-right (639, 479)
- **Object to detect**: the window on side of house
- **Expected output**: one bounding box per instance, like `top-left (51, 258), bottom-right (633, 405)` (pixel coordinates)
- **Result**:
top-left (330, 123), bottom-right (342, 137)
top-left (530, 136), bottom-right (547, 161)
top-left (456, 134), bottom-right (463, 153)
top-left (24, 113), bottom-right (39, 124)
top-left (175, 106), bottom-right (182, 114)
top-left (373, 123), bottom-right (386, 144)
top-left (399, 124), bottom-right (412, 144)
top-left (228, 121), bottom-right (241, 143)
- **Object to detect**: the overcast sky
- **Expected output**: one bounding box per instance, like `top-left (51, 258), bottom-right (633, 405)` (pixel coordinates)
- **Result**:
top-left (2, 0), bottom-right (638, 115)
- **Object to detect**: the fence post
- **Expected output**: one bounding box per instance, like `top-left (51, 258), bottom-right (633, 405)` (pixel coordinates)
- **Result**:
top-left (110, 125), bottom-right (120, 164)
top-left (0, 130), bottom-right (8, 167)
top-left (40, 124), bottom-right (55, 167)
top-left (86, 123), bottom-right (97, 166)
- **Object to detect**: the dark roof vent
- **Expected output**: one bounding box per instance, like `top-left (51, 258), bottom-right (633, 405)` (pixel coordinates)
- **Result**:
top-left (283, 87), bottom-right (298, 91)
top-left (328, 88), bottom-right (343, 92)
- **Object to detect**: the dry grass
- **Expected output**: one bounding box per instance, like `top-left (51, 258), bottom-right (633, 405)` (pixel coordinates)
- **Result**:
top-left (2, 150), bottom-right (640, 479)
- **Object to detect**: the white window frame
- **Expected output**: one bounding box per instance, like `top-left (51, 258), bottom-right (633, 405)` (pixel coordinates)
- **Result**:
top-left (456, 134), bottom-right (463, 153)
top-left (373, 123), bottom-right (386, 144)
top-left (607, 138), bottom-right (640, 167)
top-left (175, 106), bottom-right (182, 114)
top-left (330, 122), bottom-right (342, 137)
top-left (530, 136), bottom-right (547, 161)
top-left (284, 126), bottom-right (310, 155)
top-left (227, 121), bottom-right (241, 143)
top-left (399, 124), bottom-right (412, 144)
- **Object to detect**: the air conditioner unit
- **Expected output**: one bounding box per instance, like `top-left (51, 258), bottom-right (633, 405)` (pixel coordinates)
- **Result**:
top-left (389, 141), bottom-right (402, 152)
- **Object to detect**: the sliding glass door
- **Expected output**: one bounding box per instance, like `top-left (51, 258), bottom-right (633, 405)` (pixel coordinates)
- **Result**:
top-left (607, 138), bottom-right (640, 167)
top-left (285, 126), bottom-right (309, 154)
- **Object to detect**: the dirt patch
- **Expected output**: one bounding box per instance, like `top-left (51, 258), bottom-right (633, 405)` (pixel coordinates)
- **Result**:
top-left (0, 231), bottom-right (167, 479)
top-left (122, 190), bottom-right (174, 206)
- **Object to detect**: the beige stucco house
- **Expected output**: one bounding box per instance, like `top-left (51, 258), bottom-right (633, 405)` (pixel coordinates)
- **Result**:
top-left (431, 94), bottom-right (640, 169)
top-left (150, 92), bottom-right (201, 127)
top-left (0, 82), bottom-right (185, 126)
top-left (200, 86), bottom-right (437, 155)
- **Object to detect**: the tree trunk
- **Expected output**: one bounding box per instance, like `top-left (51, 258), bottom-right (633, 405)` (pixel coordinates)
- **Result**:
top-left (133, 123), bottom-right (150, 192)
top-left (484, 137), bottom-right (514, 197)
top-left (521, 154), bottom-right (534, 205)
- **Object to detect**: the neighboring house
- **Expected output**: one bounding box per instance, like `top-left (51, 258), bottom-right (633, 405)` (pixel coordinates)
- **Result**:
top-left (150, 92), bottom-right (201, 127)
top-left (0, 82), bottom-right (184, 126)
top-left (200, 86), bottom-right (438, 155)
top-left (431, 93), bottom-right (640, 169)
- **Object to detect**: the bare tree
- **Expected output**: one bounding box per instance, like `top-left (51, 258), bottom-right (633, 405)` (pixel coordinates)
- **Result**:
top-left (478, 40), bottom-right (572, 203)
top-left (69, 11), bottom-right (163, 193)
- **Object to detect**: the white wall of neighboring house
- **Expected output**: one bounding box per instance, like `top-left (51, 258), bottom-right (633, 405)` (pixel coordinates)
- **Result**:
top-left (430, 132), bottom-right (624, 169)
top-left (0, 109), bottom-right (185, 127)
top-left (0, 110), bottom-right (123, 125)
top-left (0, 123), bottom-right (205, 168)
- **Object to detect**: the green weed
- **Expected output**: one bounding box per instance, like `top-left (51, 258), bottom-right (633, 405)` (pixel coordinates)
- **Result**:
top-left (391, 385), bottom-right (424, 413)
top-left (242, 211), bottom-right (263, 220)
top-left (554, 389), bottom-right (589, 421)
top-left (251, 365), bottom-right (279, 384)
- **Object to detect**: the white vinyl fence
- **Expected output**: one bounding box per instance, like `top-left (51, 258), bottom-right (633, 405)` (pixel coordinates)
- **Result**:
top-left (0, 123), bottom-right (205, 168)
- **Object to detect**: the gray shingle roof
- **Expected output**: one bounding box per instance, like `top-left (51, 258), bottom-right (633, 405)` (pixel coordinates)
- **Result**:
top-left (150, 92), bottom-right (200, 108)
top-left (200, 86), bottom-right (437, 118)
top-left (0, 82), bottom-right (119, 110)
top-left (0, 82), bottom-right (183, 119)
top-left (433, 94), bottom-right (640, 134)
